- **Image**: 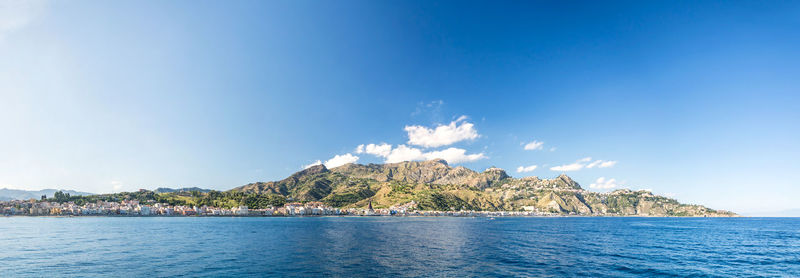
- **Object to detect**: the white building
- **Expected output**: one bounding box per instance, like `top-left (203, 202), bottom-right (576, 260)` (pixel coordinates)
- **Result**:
top-left (140, 205), bottom-right (151, 215)
top-left (234, 206), bottom-right (249, 215)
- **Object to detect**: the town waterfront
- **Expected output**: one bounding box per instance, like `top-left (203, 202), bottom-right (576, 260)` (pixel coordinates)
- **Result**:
top-left (1, 217), bottom-right (798, 277)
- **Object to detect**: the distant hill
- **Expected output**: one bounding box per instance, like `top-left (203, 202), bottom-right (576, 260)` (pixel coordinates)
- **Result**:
top-left (0, 188), bottom-right (95, 201)
top-left (154, 187), bottom-right (212, 194)
top-left (233, 159), bottom-right (737, 217)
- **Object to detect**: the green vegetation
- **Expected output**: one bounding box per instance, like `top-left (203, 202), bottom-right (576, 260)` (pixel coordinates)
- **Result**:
top-left (41, 160), bottom-right (735, 216)
top-left (46, 190), bottom-right (286, 209)
top-left (416, 191), bottom-right (475, 211)
top-left (46, 190), bottom-right (158, 206)
top-left (322, 189), bottom-right (374, 207)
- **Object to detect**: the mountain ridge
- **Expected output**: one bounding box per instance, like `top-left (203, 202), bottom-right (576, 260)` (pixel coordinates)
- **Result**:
top-left (0, 188), bottom-right (95, 201)
top-left (233, 160), bottom-right (736, 216)
top-left (154, 187), bottom-right (212, 194)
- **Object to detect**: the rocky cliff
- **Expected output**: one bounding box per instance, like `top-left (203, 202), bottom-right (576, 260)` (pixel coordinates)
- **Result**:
top-left (233, 160), bottom-right (736, 216)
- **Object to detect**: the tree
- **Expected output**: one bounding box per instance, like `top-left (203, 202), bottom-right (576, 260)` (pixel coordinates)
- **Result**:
top-left (53, 191), bottom-right (70, 203)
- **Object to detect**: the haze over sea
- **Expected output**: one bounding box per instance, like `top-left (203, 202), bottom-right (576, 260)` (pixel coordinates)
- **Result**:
top-left (1, 217), bottom-right (798, 277)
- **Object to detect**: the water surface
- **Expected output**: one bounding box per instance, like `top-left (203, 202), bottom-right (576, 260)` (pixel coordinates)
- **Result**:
top-left (1, 217), bottom-right (798, 277)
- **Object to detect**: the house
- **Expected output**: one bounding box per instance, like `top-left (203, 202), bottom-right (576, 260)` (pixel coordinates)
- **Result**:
top-left (233, 206), bottom-right (249, 216)
top-left (139, 205), bottom-right (151, 216)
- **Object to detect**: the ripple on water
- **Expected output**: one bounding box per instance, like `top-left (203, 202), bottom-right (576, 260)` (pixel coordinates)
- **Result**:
top-left (0, 217), bottom-right (799, 277)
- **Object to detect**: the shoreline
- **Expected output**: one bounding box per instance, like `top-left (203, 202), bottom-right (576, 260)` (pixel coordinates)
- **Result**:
top-left (2, 214), bottom-right (741, 218)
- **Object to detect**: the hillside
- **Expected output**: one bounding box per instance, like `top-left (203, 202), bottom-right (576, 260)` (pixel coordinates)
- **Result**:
top-left (233, 159), bottom-right (736, 216)
top-left (154, 187), bottom-right (212, 194)
top-left (0, 188), bottom-right (95, 201)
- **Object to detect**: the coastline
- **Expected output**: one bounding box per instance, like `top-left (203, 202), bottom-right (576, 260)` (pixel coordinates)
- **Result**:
top-left (2, 213), bottom-right (741, 218)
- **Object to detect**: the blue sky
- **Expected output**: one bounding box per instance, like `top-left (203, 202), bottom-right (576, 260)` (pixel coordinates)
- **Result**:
top-left (1, 1), bottom-right (798, 215)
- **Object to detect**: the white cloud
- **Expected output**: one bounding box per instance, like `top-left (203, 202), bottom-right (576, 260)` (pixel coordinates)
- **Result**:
top-left (111, 181), bottom-right (124, 192)
top-left (304, 153), bottom-right (362, 169)
top-left (324, 153), bottom-right (359, 168)
top-left (324, 116), bottom-right (486, 167)
top-left (586, 160), bottom-right (618, 169)
top-left (303, 160), bottom-right (322, 169)
top-left (411, 100), bottom-right (444, 116)
top-left (589, 177), bottom-right (618, 189)
top-left (0, 0), bottom-right (46, 41)
top-left (523, 140), bottom-right (544, 150)
top-left (598, 161), bottom-right (617, 168)
top-left (384, 144), bottom-right (425, 163)
top-left (516, 165), bottom-right (538, 173)
top-left (422, 147), bottom-right (486, 164)
top-left (355, 143), bottom-right (392, 157)
top-left (550, 162), bottom-right (585, 172)
top-left (404, 116), bottom-right (479, 148)
top-left (551, 157), bottom-right (617, 172)
top-left (361, 143), bottom-right (486, 164)
top-left (549, 147), bottom-right (557, 152)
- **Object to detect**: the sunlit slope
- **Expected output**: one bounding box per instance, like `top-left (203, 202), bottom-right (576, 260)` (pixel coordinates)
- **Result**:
top-left (233, 159), bottom-right (736, 216)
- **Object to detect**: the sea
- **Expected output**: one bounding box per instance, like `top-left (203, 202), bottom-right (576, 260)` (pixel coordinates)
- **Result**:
top-left (0, 217), bottom-right (798, 277)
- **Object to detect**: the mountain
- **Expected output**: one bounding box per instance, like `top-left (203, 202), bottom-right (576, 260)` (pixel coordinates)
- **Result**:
top-left (233, 159), bottom-right (736, 216)
top-left (0, 188), bottom-right (95, 201)
top-left (154, 187), bottom-right (212, 194)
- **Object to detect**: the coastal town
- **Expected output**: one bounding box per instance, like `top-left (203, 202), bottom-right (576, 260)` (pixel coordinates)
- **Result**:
top-left (0, 198), bottom-right (552, 217)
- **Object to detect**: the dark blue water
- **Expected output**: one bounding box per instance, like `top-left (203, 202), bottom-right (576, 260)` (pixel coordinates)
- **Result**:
top-left (1, 217), bottom-right (798, 277)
